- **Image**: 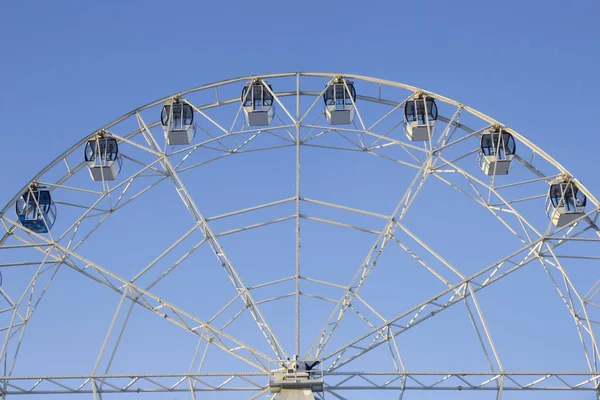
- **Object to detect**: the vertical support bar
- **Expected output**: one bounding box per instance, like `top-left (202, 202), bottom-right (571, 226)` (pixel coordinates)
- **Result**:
top-left (496, 376), bottom-right (504, 400)
top-left (188, 377), bottom-right (197, 400)
top-left (295, 72), bottom-right (302, 357)
top-left (100, 297), bottom-right (136, 392)
top-left (468, 284), bottom-right (502, 372)
top-left (92, 286), bottom-right (128, 375)
top-left (91, 378), bottom-right (103, 400)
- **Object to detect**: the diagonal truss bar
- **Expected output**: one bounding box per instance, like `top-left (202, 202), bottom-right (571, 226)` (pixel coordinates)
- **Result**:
top-left (305, 106), bottom-right (466, 360)
top-left (2, 72), bottom-right (600, 398)
top-left (135, 113), bottom-right (288, 360)
top-left (391, 227), bottom-right (504, 374)
top-left (1, 219), bottom-right (275, 371)
top-left (0, 248), bottom-right (60, 383)
top-left (538, 241), bottom-right (600, 373)
top-left (322, 239), bottom-right (546, 371)
top-left (309, 153), bottom-right (433, 359)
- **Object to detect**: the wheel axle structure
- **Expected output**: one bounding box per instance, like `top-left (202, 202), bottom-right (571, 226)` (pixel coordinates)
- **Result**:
top-left (1, 72), bottom-right (600, 399)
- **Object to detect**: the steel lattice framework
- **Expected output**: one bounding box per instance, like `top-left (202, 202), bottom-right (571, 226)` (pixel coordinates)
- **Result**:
top-left (1, 72), bottom-right (600, 399)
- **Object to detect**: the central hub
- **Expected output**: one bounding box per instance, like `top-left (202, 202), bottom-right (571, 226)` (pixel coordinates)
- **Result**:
top-left (269, 358), bottom-right (324, 399)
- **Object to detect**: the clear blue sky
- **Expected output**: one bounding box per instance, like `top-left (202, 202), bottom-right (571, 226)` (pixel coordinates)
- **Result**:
top-left (1, 1), bottom-right (599, 399)
top-left (1, 1), bottom-right (599, 199)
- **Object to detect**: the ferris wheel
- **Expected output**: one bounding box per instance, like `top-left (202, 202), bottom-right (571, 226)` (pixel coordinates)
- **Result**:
top-left (1, 72), bottom-right (600, 400)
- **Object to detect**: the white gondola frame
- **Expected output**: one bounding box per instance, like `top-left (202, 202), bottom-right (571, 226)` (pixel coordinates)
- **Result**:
top-left (404, 95), bottom-right (438, 142)
top-left (546, 180), bottom-right (587, 227)
top-left (241, 79), bottom-right (275, 127)
top-left (84, 133), bottom-right (122, 181)
top-left (324, 78), bottom-right (356, 125)
top-left (161, 98), bottom-right (195, 145)
top-left (479, 128), bottom-right (516, 176)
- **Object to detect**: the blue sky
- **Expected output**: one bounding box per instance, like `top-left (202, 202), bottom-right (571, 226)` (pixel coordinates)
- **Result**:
top-left (1, 1), bottom-right (600, 399)
top-left (1, 0), bottom-right (599, 198)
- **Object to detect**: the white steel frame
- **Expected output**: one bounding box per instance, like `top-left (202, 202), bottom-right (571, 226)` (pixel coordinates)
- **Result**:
top-left (0, 72), bottom-right (599, 399)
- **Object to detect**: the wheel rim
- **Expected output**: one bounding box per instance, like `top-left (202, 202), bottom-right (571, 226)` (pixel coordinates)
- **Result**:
top-left (1, 72), bottom-right (599, 399)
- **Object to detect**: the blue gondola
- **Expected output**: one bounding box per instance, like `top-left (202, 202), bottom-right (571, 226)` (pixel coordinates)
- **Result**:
top-left (546, 180), bottom-right (586, 227)
top-left (16, 184), bottom-right (56, 233)
top-left (84, 131), bottom-right (122, 181)
top-left (323, 77), bottom-right (356, 125)
top-left (161, 97), bottom-right (195, 145)
top-left (479, 127), bottom-right (516, 175)
top-left (242, 78), bottom-right (275, 126)
top-left (404, 94), bottom-right (438, 141)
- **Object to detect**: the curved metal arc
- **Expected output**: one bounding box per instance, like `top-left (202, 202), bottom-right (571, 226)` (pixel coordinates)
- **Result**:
top-left (4, 71), bottom-right (593, 217)
top-left (1, 72), bottom-right (598, 397)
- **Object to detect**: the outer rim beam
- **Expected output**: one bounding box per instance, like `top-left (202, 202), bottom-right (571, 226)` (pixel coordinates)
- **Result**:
top-left (1, 73), bottom-right (598, 398)
top-left (2, 72), bottom-right (597, 218)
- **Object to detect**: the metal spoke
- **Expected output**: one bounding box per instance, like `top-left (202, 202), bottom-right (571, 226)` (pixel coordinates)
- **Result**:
top-left (1, 72), bottom-right (598, 399)
top-left (295, 72), bottom-right (302, 356)
top-left (136, 112), bottom-right (288, 361)
top-left (323, 240), bottom-right (545, 370)
top-left (309, 152), bottom-right (433, 359)
top-left (1, 223), bottom-right (275, 370)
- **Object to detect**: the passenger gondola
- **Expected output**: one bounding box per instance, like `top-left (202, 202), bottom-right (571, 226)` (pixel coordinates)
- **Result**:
top-left (84, 131), bottom-right (122, 181)
top-left (323, 77), bottom-right (356, 125)
top-left (479, 126), bottom-right (516, 175)
top-left (15, 184), bottom-right (56, 233)
top-left (404, 94), bottom-right (438, 141)
top-left (547, 179), bottom-right (586, 227)
top-left (241, 78), bottom-right (275, 126)
top-left (161, 97), bottom-right (195, 145)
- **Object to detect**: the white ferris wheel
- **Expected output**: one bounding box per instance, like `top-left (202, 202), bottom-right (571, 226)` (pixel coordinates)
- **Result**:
top-left (0, 72), bottom-right (599, 400)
